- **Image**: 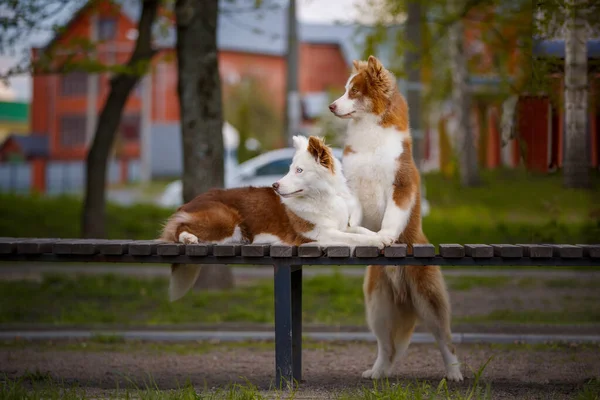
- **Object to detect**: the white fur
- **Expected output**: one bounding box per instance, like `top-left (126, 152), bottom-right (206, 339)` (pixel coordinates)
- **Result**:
top-left (330, 74), bottom-right (358, 117)
top-left (252, 233), bottom-right (283, 244)
top-left (342, 118), bottom-right (412, 240)
top-left (275, 135), bottom-right (385, 249)
top-left (169, 264), bottom-right (202, 302)
top-left (178, 231), bottom-right (198, 244)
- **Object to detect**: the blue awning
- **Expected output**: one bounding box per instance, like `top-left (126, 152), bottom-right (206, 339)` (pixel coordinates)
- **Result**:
top-left (533, 39), bottom-right (600, 58)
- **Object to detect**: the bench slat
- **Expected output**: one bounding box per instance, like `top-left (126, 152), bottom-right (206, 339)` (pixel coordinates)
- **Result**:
top-left (516, 244), bottom-right (552, 258)
top-left (298, 243), bottom-right (322, 257)
top-left (354, 246), bottom-right (380, 258)
top-left (97, 240), bottom-right (132, 255)
top-left (213, 244), bottom-right (242, 257)
top-left (128, 240), bottom-right (160, 256)
top-left (186, 244), bottom-right (212, 257)
top-left (439, 244), bottom-right (464, 258)
top-left (413, 244), bottom-right (435, 258)
top-left (465, 244), bottom-right (493, 258)
top-left (157, 243), bottom-right (186, 256)
top-left (492, 244), bottom-right (523, 258)
top-left (577, 244), bottom-right (600, 258)
top-left (242, 244), bottom-right (270, 257)
top-left (270, 245), bottom-right (297, 258)
top-left (384, 244), bottom-right (407, 258)
top-left (326, 246), bottom-right (351, 258)
top-left (53, 239), bottom-right (98, 255)
top-left (16, 238), bottom-right (57, 254)
top-left (552, 244), bottom-right (583, 258)
top-left (0, 238), bottom-right (20, 254)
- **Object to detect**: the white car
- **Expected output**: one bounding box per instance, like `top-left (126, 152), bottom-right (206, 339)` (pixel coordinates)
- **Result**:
top-left (158, 146), bottom-right (430, 216)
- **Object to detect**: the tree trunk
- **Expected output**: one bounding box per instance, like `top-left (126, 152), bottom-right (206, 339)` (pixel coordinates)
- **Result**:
top-left (563, 0), bottom-right (590, 189)
top-left (81, 0), bottom-right (159, 238)
top-left (448, 3), bottom-right (480, 187)
top-left (176, 0), bottom-right (232, 290)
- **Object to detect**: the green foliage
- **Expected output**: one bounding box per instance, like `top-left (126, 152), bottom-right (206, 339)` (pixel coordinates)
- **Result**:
top-left (223, 78), bottom-right (283, 163)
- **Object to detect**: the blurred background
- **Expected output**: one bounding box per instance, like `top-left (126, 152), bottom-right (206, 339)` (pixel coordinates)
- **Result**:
top-left (0, 0), bottom-right (599, 377)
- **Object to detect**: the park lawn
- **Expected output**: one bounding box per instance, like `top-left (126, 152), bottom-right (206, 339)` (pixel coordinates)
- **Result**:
top-left (1, 273), bottom-right (599, 326)
top-left (0, 169), bottom-right (597, 244)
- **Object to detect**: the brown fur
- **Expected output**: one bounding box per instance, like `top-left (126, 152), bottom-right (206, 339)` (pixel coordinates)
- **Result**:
top-left (307, 136), bottom-right (335, 173)
top-left (343, 145), bottom-right (356, 156)
top-left (161, 187), bottom-right (313, 246)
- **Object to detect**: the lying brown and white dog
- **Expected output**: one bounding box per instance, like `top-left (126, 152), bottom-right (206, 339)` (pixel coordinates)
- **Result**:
top-left (161, 135), bottom-right (385, 301)
top-left (329, 56), bottom-right (463, 381)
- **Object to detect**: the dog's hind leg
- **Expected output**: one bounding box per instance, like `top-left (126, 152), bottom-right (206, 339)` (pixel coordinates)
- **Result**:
top-left (362, 266), bottom-right (399, 379)
top-left (407, 265), bottom-right (464, 382)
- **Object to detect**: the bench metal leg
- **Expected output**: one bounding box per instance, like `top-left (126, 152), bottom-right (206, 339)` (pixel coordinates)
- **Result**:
top-left (291, 266), bottom-right (302, 382)
top-left (274, 263), bottom-right (302, 387)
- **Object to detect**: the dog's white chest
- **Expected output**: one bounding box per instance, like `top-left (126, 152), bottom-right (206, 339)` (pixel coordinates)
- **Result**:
top-left (343, 150), bottom-right (398, 231)
top-left (343, 125), bottom-right (405, 232)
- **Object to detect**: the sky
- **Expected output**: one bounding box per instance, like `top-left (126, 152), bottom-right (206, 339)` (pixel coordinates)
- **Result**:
top-left (0, 0), bottom-right (364, 102)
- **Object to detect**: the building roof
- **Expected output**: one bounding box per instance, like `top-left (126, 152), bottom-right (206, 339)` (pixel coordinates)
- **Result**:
top-left (44, 0), bottom-right (397, 67)
top-left (0, 101), bottom-right (29, 123)
top-left (1, 134), bottom-right (49, 158)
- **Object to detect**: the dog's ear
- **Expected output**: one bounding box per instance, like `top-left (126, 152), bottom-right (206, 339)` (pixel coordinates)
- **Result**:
top-left (367, 55), bottom-right (383, 78)
top-left (352, 60), bottom-right (360, 73)
top-left (292, 135), bottom-right (308, 150)
top-left (307, 136), bottom-right (334, 173)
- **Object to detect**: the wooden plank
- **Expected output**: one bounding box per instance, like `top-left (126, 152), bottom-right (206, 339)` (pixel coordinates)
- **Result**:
top-left (355, 246), bottom-right (380, 258)
top-left (213, 244), bottom-right (242, 257)
top-left (464, 244), bottom-right (493, 258)
top-left (97, 240), bottom-right (132, 255)
top-left (242, 244), bottom-right (270, 257)
top-left (384, 244), bottom-right (407, 258)
top-left (53, 239), bottom-right (81, 255)
top-left (516, 244), bottom-right (552, 258)
top-left (186, 244), bottom-right (212, 257)
top-left (552, 244), bottom-right (583, 258)
top-left (298, 243), bottom-right (322, 257)
top-left (270, 245), bottom-right (297, 258)
top-left (326, 246), bottom-right (351, 258)
top-left (16, 238), bottom-right (56, 254)
top-left (70, 239), bottom-right (101, 255)
top-left (0, 238), bottom-right (20, 254)
top-left (128, 240), bottom-right (160, 256)
top-left (439, 244), bottom-right (464, 258)
top-left (577, 244), bottom-right (600, 258)
top-left (492, 244), bottom-right (523, 258)
top-left (413, 244), bottom-right (435, 258)
top-left (157, 243), bottom-right (186, 256)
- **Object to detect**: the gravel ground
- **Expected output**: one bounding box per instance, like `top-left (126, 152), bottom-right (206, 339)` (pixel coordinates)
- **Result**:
top-left (1, 341), bottom-right (599, 399)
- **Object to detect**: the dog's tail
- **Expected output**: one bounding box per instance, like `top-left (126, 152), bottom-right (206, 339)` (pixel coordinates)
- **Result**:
top-left (160, 211), bottom-right (201, 301)
top-left (169, 263), bottom-right (202, 302)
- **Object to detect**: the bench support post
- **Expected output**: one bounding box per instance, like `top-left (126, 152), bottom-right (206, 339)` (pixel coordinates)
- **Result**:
top-left (274, 263), bottom-right (302, 387)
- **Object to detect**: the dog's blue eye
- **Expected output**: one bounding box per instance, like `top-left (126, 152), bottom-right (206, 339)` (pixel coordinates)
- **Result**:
top-left (296, 168), bottom-right (303, 173)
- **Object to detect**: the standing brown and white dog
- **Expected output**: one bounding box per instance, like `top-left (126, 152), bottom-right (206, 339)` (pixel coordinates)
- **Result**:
top-left (329, 56), bottom-right (463, 381)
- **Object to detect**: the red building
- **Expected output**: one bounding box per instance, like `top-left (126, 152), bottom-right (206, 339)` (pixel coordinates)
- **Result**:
top-left (25, 0), bottom-right (361, 191)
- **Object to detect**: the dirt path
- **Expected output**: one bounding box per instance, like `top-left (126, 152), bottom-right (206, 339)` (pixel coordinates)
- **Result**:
top-left (1, 341), bottom-right (598, 399)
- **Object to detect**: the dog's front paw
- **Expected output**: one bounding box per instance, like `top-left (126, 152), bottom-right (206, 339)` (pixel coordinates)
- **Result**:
top-left (377, 230), bottom-right (397, 246)
top-left (347, 226), bottom-right (378, 236)
top-left (178, 231), bottom-right (199, 244)
top-left (446, 365), bottom-right (464, 382)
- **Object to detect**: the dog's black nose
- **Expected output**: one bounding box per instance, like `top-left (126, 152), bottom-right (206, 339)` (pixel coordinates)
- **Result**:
top-left (272, 182), bottom-right (279, 190)
top-left (329, 103), bottom-right (337, 112)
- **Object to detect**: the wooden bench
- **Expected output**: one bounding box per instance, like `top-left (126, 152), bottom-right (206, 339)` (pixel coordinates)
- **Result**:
top-left (1, 238), bottom-right (599, 385)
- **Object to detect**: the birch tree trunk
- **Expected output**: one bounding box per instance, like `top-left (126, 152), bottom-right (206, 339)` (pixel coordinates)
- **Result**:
top-left (563, 0), bottom-right (590, 188)
top-left (175, 0), bottom-right (233, 290)
top-left (448, 2), bottom-right (480, 187)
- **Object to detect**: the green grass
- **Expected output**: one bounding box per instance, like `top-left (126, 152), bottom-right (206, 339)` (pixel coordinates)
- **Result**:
top-left (0, 169), bottom-right (598, 244)
top-left (0, 273), bottom-right (598, 326)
